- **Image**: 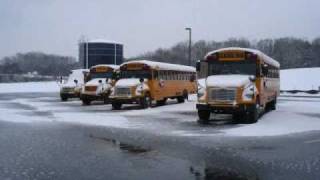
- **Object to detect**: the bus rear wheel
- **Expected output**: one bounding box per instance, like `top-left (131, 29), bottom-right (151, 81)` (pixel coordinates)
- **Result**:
top-left (177, 96), bottom-right (185, 103)
top-left (112, 102), bottom-right (122, 110)
top-left (197, 110), bottom-right (210, 124)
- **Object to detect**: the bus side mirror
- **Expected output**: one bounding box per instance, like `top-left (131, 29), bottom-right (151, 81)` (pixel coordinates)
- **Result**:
top-left (196, 60), bottom-right (201, 72)
top-left (74, 79), bottom-right (78, 84)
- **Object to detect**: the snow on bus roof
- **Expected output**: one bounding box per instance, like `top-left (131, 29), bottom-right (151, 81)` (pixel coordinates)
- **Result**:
top-left (122, 60), bottom-right (196, 72)
top-left (205, 47), bottom-right (280, 68)
top-left (71, 69), bottom-right (89, 72)
top-left (90, 64), bottom-right (119, 70)
top-left (88, 39), bottom-right (123, 45)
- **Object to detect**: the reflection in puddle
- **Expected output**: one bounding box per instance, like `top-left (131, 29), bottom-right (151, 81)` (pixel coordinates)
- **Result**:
top-left (89, 134), bottom-right (151, 154)
top-left (204, 167), bottom-right (258, 180)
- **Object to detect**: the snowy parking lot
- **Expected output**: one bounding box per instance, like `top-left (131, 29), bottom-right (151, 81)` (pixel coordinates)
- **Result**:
top-left (0, 89), bottom-right (319, 138)
top-left (1, 81), bottom-right (320, 180)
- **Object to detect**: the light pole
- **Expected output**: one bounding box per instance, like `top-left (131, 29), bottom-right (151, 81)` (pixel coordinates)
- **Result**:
top-left (185, 27), bottom-right (192, 66)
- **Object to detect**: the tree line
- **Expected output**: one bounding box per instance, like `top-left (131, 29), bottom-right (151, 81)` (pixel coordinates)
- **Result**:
top-left (0, 52), bottom-right (79, 76)
top-left (0, 37), bottom-right (319, 78)
top-left (132, 37), bottom-right (320, 69)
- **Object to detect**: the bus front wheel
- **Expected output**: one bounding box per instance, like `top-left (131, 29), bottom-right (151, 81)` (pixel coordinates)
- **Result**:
top-left (140, 93), bottom-right (152, 109)
top-left (82, 99), bottom-right (91, 106)
top-left (60, 96), bottom-right (68, 102)
top-left (245, 103), bottom-right (259, 124)
top-left (112, 102), bottom-right (122, 110)
top-left (198, 110), bottom-right (210, 124)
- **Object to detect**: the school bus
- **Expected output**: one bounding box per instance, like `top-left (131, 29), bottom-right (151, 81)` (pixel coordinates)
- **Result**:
top-left (196, 47), bottom-right (280, 123)
top-left (80, 64), bottom-right (119, 105)
top-left (110, 60), bottom-right (197, 109)
top-left (59, 69), bottom-right (89, 101)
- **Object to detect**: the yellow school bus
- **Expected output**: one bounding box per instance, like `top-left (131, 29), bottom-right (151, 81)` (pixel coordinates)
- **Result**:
top-left (110, 60), bottom-right (197, 109)
top-left (81, 64), bottom-right (119, 105)
top-left (196, 47), bottom-right (280, 123)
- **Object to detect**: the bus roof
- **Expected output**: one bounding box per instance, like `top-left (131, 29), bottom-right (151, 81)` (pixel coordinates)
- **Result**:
top-left (122, 60), bottom-right (196, 72)
top-left (90, 64), bottom-right (119, 70)
top-left (71, 69), bottom-right (89, 73)
top-left (205, 47), bottom-right (280, 68)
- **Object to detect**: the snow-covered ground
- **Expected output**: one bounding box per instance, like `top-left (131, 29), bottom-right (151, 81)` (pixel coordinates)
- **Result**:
top-left (1, 93), bottom-right (320, 137)
top-left (280, 67), bottom-right (320, 91)
top-left (0, 67), bottom-right (319, 137)
top-left (0, 81), bottom-right (60, 93)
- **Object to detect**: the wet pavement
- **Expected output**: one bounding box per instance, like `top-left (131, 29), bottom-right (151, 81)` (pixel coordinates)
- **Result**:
top-left (0, 92), bottom-right (320, 180)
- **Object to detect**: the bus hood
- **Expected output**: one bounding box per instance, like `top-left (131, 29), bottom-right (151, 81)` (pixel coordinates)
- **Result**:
top-left (85, 78), bottom-right (107, 86)
top-left (206, 75), bottom-right (251, 88)
top-left (115, 78), bottom-right (147, 87)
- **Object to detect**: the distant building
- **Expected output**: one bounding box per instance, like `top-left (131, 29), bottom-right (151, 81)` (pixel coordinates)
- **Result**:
top-left (79, 39), bottom-right (123, 68)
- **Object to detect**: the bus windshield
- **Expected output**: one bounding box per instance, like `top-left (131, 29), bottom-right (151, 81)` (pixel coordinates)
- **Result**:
top-left (120, 70), bottom-right (151, 79)
top-left (89, 72), bottom-right (113, 80)
top-left (208, 61), bottom-right (257, 76)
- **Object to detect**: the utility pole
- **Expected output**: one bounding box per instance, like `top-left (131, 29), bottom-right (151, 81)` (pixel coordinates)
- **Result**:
top-left (185, 27), bottom-right (192, 66)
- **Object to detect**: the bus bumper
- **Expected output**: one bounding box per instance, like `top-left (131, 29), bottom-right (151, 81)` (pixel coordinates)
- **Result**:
top-left (196, 103), bottom-right (255, 114)
top-left (111, 97), bottom-right (141, 104)
top-left (81, 94), bottom-right (110, 101)
top-left (60, 92), bottom-right (79, 99)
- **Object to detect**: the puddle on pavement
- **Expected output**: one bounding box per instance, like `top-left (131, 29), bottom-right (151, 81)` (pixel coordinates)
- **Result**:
top-left (203, 167), bottom-right (258, 180)
top-left (89, 134), bottom-right (151, 154)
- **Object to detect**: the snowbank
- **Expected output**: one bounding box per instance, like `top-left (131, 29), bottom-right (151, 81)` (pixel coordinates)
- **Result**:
top-left (280, 68), bottom-right (320, 91)
top-left (0, 81), bottom-right (60, 93)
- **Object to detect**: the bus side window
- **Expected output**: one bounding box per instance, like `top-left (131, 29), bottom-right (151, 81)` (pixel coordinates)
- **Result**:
top-left (153, 71), bottom-right (159, 80)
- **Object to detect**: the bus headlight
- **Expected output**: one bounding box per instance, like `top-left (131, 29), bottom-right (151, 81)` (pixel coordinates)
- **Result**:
top-left (110, 87), bottom-right (115, 96)
top-left (197, 87), bottom-right (206, 100)
top-left (135, 85), bottom-right (143, 96)
top-left (242, 84), bottom-right (255, 101)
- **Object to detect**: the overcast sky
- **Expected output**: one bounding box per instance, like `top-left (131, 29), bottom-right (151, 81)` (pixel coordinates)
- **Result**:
top-left (1, 0), bottom-right (319, 60)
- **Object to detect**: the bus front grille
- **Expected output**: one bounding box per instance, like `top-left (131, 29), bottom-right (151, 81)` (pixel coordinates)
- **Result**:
top-left (209, 88), bottom-right (236, 102)
top-left (115, 87), bottom-right (131, 96)
top-left (85, 86), bottom-right (97, 92)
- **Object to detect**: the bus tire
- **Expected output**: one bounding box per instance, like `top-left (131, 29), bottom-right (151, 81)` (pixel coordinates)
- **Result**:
top-left (177, 96), bottom-right (185, 103)
top-left (183, 90), bottom-right (188, 100)
top-left (232, 112), bottom-right (244, 122)
top-left (112, 102), bottom-right (122, 110)
top-left (82, 99), bottom-right (91, 106)
top-left (246, 103), bottom-right (259, 124)
top-left (270, 98), bottom-right (277, 110)
top-left (141, 93), bottom-right (152, 109)
top-left (61, 96), bottom-right (68, 101)
top-left (198, 110), bottom-right (210, 123)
